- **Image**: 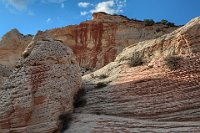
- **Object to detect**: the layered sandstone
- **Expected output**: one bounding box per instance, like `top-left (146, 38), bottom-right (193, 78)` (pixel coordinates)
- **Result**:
top-left (67, 17), bottom-right (200, 132)
top-left (45, 12), bottom-right (177, 69)
top-left (0, 38), bottom-right (81, 133)
top-left (0, 29), bottom-right (32, 66)
top-left (0, 13), bottom-right (177, 70)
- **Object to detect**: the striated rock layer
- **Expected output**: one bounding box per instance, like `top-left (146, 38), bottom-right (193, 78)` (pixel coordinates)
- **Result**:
top-left (0, 38), bottom-right (81, 133)
top-left (66, 114), bottom-right (200, 133)
top-left (44, 13), bottom-right (177, 69)
top-left (68, 17), bottom-right (200, 132)
top-left (0, 13), bottom-right (177, 70)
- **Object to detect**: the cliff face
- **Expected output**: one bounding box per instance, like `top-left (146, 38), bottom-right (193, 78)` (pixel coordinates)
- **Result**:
top-left (0, 13), bottom-right (177, 70)
top-left (2, 13), bottom-right (199, 133)
top-left (68, 17), bottom-right (200, 132)
top-left (0, 29), bottom-right (32, 66)
top-left (45, 13), bottom-right (177, 69)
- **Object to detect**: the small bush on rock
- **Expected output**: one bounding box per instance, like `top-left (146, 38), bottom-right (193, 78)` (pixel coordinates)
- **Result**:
top-left (129, 54), bottom-right (144, 67)
top-left (96, 82), bottom-right (107, 89)
top-left (160, 19), bottom-right (169, 25)
top-left (159, 19), bottom-right (176, 27)
top-left (164, 55), bottom-right (182, 70)
top-left (144, 19), bottom-right (155, 26)
top-left (99, 74), bottom-right (108, 79)
top-left (166, 22), bottom-right (175, 27)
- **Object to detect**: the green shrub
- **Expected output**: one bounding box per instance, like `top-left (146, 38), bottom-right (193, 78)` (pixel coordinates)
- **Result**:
top-left (160, 19), bottom-right (168, 25)
top-left (73, 88), bottom-right (87, 108)
top-left (144, 19), bottom-right (155, 26)
top-left (129, 54), bottom-right (144, 67)
top-left (164, 55), bottom-right (182, 70)
top-left (99, 74), bottom-right (108, 79)
top-left (96, 82), bottom-right (107, 89)
top-left (166, 22), bottom-right (175, 27)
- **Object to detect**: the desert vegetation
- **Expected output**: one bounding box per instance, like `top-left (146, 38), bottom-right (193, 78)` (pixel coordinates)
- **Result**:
top-left (98, 74), bottom-right (108, 79)
top-left (164, 55), bottom-right (182, 70)
top-left (129, 53), bottom-right (144, 67)
top-left (144, 19), bottom-right (155, 26)
top-left (160, 19), bottom-right (176, 27)
top-left (96, 82), bottom-right (107, 88)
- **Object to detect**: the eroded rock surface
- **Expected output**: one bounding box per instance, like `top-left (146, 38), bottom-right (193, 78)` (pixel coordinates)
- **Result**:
top-left (0, 38), bottom-right (81, 133)
top-left (0, 29), bottom-right (32, 67)
top-left (45, 13), bottom-right (177, 69)
top-left (68, 17), bottom-right (200, 132)
top-left (0, 13), bottom-right (177, 70)
top-left (0, 64), bottom-right (11, 87)
top-left (66, 114), bottom-right (200, 133)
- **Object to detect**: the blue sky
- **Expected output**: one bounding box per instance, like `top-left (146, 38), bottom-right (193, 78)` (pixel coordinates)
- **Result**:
top-left (0, 0), bottom-right (200, 38)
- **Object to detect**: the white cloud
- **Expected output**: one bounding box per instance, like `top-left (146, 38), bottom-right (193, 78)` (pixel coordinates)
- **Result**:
top-left (61, 3), bottom-right (64, 8)
top-left (42, 0), bottom-right (66, 4)
top-left (90, 0), bottom-right (126, 14)
top-left (78, 2), bottom-right (90, 8)
top-left (46, 18), bottom-right (52, 23)
top-left (28, 10), bottom-right (35, 16)
top-left (1, 0), bottom-right (67, 12)
top-left (80, 11), bottom-right (88, 16)
top-left (90, 0), bottom-right (115, 14)
top-left (2, 0), bottom-right (29, 11)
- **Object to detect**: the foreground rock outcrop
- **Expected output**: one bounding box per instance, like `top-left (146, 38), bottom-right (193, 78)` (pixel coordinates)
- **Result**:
top-left (67, 17), bottom-right (200, 132)
top-left (0, 13), bottom-right (177, 71)
top-left (0, 38), bottom-right (81, 133)
top-left (0, 64), bottom-right (11, 87)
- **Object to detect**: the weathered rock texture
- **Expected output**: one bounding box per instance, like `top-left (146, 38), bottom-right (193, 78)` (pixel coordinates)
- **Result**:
top-left (67, 17), bottom-right (200, 132)
top-left (0, 13), bottom-right (177, 70)
top-left (0, 64), bottom-right (11, 87)
top-left (66, 114), bottom-right (200, 133)
top-left (0, 29), bottom-right (32, 66)
top-left (0, 38), bottom-right (81, 133)
top-left (44, 13), bottom-right (177, 69)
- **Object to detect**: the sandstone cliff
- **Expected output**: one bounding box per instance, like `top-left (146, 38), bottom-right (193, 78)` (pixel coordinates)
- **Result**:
top-left (1, 13), bottom-right (199, 133)
top-left (0, 13), bottom-right (177, 70)
top-left (45, 13), bottom-right (177, 70)
top-left (66, 17), bottom-right (200, 132)
top-left (0, 37), bottom-right (81, 133)
top-left (0, 29), bottom-right (32, 66)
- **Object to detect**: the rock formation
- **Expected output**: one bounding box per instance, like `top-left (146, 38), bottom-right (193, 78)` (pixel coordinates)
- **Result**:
top-left (0, 37), bottom-right (81, 133)
top-left (44, 12), bottom-right (177, 69)
top-left (0, 64), bottom-right (11, 87)
top-left (66, 17), bottom-right (200, 132)
top-left (0, 13), bottom-right (200, 133)
top-left (0, 13), bottom-right (177, 70)
top-left (0, 29), bottom-right (32, 67)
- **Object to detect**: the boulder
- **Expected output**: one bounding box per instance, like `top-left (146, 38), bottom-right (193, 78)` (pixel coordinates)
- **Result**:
top-left (0, 38), bottom-right (81, 133)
